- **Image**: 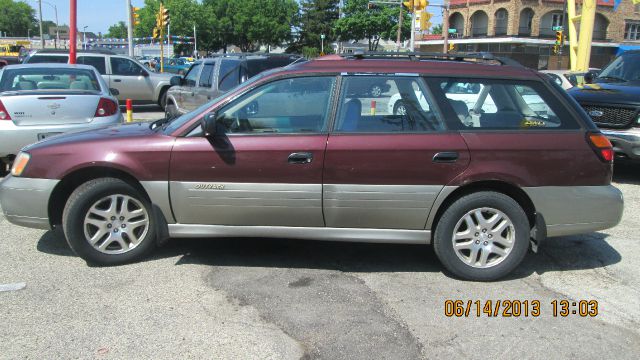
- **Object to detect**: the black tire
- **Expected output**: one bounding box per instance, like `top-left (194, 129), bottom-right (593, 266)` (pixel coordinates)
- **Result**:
top-left (62, 178), bottom-right (157, 265)
top-left (165, 102), bottom-right (178, 121)
top-left (393, 101), bottom-right (406, 116)
top-left (158, 88), bottom-right (168, 109)
top-left (433, 191), bottom-right (529, 281)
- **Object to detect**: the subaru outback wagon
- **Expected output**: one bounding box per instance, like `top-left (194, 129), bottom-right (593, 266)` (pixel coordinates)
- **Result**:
top-left (0, 53), bottom-right (623, 281)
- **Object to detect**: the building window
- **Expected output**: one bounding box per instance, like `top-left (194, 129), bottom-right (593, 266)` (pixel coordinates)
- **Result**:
top-left (625, 21), bottom-right (640, 41)
top-left (552, 13), bottom-right (564, 28)
top-left (635, 4), bottom-right (640, 14)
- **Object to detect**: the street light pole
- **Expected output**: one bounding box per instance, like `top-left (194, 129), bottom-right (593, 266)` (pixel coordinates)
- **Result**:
top-left (443, 1), bottom-right (450, 53)
top-left (83, 26), bottom-right (88, 50)
top-left (126, 0), bottom-right (134, 57)
top-left (38, 0), bottom-right (44, 48)
top-left (193, 24), bottom-right (197, 58)
top-left (409, 2), bottom-right (415, 51)
top-left (396, 1), bottom-right (403, 51)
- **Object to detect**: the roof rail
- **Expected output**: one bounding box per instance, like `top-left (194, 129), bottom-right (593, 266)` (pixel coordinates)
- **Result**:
top-left (342, 51), bottom-right (521, 66)
top-left (32, 48), bottom-right (117, 55)
top-left (206, 52), bottom-right (301, 59)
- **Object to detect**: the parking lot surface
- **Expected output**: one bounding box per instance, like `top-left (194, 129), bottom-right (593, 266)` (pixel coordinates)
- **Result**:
top-left (1, 162), bottom-right (639, 359)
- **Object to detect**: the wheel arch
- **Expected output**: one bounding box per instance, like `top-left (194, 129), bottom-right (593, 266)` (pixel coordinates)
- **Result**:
top-left (48, 166), bottom-right (150, 228)
top-left (157, 84), bottom-right (171, 107)
top-left (427, 180), bottom-right (537, 234)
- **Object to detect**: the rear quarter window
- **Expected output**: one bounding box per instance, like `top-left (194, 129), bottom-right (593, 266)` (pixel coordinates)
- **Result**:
top-left (25, 55), bottom-right (69, 64)
top-left (431, 78), bottom-right (580, 130)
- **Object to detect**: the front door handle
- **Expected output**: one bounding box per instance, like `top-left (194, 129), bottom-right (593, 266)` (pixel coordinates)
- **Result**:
top-left (433, 151), bottom-right (459, 163)
top-left (288, 152), bottom-right (313, 164)
top-left (113, 79), bottom-right (122, 82)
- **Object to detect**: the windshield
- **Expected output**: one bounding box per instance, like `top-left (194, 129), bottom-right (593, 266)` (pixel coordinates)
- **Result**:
top-left (162, 69), bottom-right (279, 134)
top-left (0, 67), bottom-right (101, 92)
top-left (597, 52), bottom-right (640, 82)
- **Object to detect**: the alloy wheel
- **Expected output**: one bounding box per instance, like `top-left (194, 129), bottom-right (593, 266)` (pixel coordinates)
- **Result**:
top-left (451, 207), bottom-right (515, 268)
top-left (83, 194), bottom-right (150, 255)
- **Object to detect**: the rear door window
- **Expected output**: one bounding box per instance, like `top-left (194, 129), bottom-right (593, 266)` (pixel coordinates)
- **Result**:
top-left (432, 78), bottom-right (579, 130)
top-left (27, 55), bottom-right (69, 64)
top-left (218, 60), bottom-right (240, 91)
top-left (77, 56), bottom-right (106, 74)
top-left (198, 63), bottom-right (214, 88)
top-left (334, 76), bottom-right (445, 133)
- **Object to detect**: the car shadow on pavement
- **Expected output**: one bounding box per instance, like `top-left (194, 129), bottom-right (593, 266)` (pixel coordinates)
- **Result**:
top-left (36, 229), bottom-right (621, 280)
top-left (613, 160), bottom-right (640, 185)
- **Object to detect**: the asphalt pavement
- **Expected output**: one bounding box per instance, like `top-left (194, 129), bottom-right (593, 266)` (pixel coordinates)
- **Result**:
top-left (1, 163), bottom-right (639, 359)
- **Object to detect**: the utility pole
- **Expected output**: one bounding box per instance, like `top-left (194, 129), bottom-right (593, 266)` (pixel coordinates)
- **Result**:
top-left (38, 0), bottom-right (44, 48)
top-left (442, 1), bottom-right (450, 53)
top-left (409, 2), bottom-right (415, 51)
top-left (193, 24), bottom-right (197, 58)
top-left (126, 0), bottom-right (134, 57)
top-left (396, 1), bottom-right (403, 51)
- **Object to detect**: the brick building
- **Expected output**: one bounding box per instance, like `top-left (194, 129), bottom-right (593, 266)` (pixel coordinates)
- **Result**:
top-left (417, 0), bottom-right (640, 69)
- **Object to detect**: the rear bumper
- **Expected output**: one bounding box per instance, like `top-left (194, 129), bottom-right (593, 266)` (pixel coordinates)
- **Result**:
top-left (0, 116), bottom-right (122, 158)
top-left (0, 176), bottom-right (58, 230)
top-left (601, 128), bottom-right (640, 160)
top-left (523, 185), bottom-right (623, 237)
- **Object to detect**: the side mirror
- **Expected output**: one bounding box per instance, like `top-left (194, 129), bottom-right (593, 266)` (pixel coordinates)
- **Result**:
top-left (109, 88), bottom-right (120, 96)
top-left (584, 71), bottom-right (596, 84)
top-left (200, 112), bottom-right (218, 137)
top-left (170, 76), bottom-right (183, 86)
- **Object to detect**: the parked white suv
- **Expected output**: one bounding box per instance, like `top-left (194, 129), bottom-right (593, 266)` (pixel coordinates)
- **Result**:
top-left (23, 49), bottom-right (173, 108)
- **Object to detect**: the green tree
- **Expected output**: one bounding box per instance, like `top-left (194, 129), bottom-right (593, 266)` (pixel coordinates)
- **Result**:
top-left (106, 21), bottom-right (128, 39)
top-left (0, 0), bottom-right (37, 37)
top-left (431, 23), bottom-right (442, 35)
top-left (134, 0), bottom-right (204, 54)
top-left (202, 0), bottom-right (298, 52)
top-left (292, 0), bottom-right (339, 53)
top-left (334, 0), bottom-right (410, 51)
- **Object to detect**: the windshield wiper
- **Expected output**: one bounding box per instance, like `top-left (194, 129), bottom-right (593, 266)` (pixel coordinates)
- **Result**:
top-left (597, 75), bottom-right (626, 82)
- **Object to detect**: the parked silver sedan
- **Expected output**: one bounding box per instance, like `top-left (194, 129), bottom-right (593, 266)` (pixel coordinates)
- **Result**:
top-left (0, 63), bottom-right (123, 174)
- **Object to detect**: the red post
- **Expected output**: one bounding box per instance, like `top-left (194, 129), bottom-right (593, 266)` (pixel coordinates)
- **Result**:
top-left (69, 0), bottom-right (77, 64)
top-left (370, 100), bottom-right (376, 116)
top-left (126, 99), bottom-right (133, 123)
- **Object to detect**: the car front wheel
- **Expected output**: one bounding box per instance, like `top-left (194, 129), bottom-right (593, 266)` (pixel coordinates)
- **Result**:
top-left (393, 101), bottom-right (407, 116)
top-left (62, 178), bottom-right (157, 265)
top-left (433, 191), bottom-right (530, 281)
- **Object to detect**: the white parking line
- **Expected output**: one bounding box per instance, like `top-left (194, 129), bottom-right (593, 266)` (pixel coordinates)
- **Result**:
top-left (0, 282), bottom-right (26, 292)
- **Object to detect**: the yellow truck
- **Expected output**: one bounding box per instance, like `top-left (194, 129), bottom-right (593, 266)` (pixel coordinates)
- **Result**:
top-left (0, 40), bottom-right (31, 58)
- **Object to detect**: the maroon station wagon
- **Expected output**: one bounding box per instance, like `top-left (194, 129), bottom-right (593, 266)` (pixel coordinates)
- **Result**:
top-left (0, 53), bottom-right (624, 281)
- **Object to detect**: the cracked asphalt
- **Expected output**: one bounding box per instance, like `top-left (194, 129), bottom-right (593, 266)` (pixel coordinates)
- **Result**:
top-left (1, 161), bottom-right (639, 359)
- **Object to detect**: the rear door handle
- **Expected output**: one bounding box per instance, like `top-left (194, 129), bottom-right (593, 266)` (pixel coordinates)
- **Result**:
top-left (288, 152), bottom-right (313, 164)
top-left (433, 151), bottom-right (459, 163)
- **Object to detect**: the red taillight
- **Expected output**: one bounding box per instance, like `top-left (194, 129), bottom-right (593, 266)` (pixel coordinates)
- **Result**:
top-left (95, 98), bottom-right (118, 117)
top-left (0, 100), bottom-right (11, 120)
top-left (588, 132), bottom-right (614, 162)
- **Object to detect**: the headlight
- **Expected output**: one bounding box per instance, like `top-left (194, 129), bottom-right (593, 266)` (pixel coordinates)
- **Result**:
top-left (11, 152), bottom-right (30, 177)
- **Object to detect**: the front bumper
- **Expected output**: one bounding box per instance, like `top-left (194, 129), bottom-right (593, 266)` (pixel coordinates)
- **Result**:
top-left (602, 128), bottom-right (640, 160)
top-left (0, 176), bottom-right (58, 230)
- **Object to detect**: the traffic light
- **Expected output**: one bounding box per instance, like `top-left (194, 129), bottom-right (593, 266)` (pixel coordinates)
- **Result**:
top-left (161, 5), bottom-right (170, 27)
top-left (131, 6), bottom-right (141, 27)
top-left (419, 10), bottom-right (432, 30)
top-left (403, 0), bottom-right (428, 12)
top-left (449, 43), bottom-right (455, 52)
top-left (555, 30), bottom-right (563, 46)
top-left (152, 27), bottom-right (159, 39)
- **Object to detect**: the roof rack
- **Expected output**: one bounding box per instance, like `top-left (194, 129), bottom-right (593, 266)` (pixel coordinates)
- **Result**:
top-left (206, 52), bottom-right (301, 59)
top-left (32, 48), bottom-right (117, 55)
top-left (343, 51), bottom-right (521, 67)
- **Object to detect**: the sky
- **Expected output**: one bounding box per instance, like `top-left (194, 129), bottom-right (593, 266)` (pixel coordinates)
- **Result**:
top-left (24, 0), bottom-right (445, 36)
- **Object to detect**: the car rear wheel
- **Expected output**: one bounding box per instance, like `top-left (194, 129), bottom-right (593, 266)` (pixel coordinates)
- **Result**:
top-left (433, 191), bottom-right (529, 281)
top-left (62, 178), bottom-right (157, 265)
top-left (370, 84), bottom-right (383, 97)
top-left (165, 102), bottom-right (178, 121)
top-left (393, 101), bottom-right (407, 116)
